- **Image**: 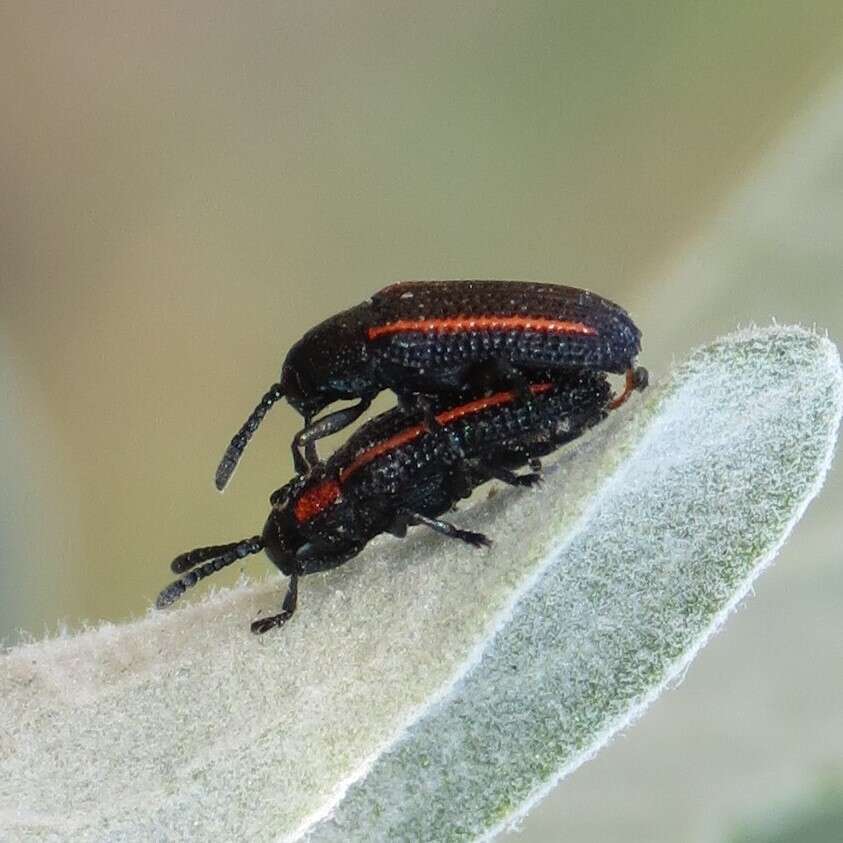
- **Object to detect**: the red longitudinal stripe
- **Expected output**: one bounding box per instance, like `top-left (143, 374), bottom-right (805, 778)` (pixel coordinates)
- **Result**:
top-left (338, 382), bottom-right (554, 484)
top-left (366, 315), bottom-right (597, 341)
top-left (294, 479), bottom-right (342, 523)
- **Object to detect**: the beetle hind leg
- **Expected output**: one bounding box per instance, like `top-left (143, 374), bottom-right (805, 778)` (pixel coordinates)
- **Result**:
top-left (396, 508), bottom-right (491, 549)
top-left (482, 461), bottom-right (542, 488)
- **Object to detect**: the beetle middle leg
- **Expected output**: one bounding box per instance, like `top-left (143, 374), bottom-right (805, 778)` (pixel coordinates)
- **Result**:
top-left (394, 508), bottom-right (491, 548)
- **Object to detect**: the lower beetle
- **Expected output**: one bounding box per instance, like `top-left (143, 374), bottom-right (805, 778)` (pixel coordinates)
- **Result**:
top-left (214, 280), bottom-right (645, 485)
top-left (158, 366), bottom-right (646, 633)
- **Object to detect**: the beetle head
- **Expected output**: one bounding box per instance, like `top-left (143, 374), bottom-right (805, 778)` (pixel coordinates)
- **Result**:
top-left (280, 361), bottom-right (330, 419)
top-left (281, 301), bottom-right (373, 418)
top-left (261, 477), bottom-right (309, 576)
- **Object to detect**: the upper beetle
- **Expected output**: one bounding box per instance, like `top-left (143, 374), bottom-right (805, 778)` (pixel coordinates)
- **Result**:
top-left (214, 280), bottom-right (645, 486)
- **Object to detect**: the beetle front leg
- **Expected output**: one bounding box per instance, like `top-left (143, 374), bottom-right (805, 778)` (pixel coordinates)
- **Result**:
top-left (292, 397), bottom-right (373, 473)
top-left (252, 530), bottom-right (364, 632)
top-left (396, 508), bottom-right (491, 548)
top-left (251, 573), bottom-right (298, 634)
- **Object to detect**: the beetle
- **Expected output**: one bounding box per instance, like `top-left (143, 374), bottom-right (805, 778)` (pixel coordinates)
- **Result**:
top-left (214, 280), bottom-right (645, 487)
top-left (159, 366), bottom-right (646, 633)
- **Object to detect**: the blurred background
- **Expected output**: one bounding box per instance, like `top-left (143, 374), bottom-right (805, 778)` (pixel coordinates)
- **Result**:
top-left (2, 3), bottom-right (842, 841)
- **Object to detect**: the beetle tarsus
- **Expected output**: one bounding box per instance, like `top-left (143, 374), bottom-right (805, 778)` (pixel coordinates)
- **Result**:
top-left (485, 463), bottom-right (543, 488)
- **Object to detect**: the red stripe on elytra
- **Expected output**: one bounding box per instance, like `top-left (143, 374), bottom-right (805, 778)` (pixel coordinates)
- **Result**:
top-left (293, 479), bottom-right (342, 523)
top-left (337, 383), bottom-right (554, 485)
top-left (338, 423), bottom-right (427, 486)
top-left (294, 383), bottom-right (556, 523)
top-left (366, 315), bottom-right (597, 341)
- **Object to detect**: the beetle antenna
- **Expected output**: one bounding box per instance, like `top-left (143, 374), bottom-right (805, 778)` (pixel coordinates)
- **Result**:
top-left (171, 538), bottom-right (265, 574)
top-left (215, 382), bottom-right (285, 491)
top-left (156, 535), bottom-right (264, 609)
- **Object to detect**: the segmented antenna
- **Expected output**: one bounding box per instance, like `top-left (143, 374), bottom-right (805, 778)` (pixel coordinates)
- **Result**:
top-left (171, 538), bottom-right (265, 574)
top-left (156, 535), bottom-right (264, 609)
top-left (215, 383), bottom-right (285, 491)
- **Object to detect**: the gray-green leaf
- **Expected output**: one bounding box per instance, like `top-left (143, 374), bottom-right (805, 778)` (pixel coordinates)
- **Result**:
top-left (1, 326), bottom-right (840, 843)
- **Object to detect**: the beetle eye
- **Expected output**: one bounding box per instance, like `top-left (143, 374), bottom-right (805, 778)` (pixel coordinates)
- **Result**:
top-left (281, 364), bottom-right (308, 403)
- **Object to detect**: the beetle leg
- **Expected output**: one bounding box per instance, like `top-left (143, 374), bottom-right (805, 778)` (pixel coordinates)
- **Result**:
top-left (408, 394), bottom-right (468, 461)
top-left (251, 574), bottom-right (299, 634)
top-left (387, 511), bottom-right (410, 538)
top-left (396, 508), bottom-right (491, 548)
top-left (291, 417), bottom-right (312, 474)
top-left (302, 414), bottom-right (318, 473)
top-left (464, 359), bottom-right (533, 403)
top-left (417, 396), bottom-right (458, 448)
top-left (608, 366), bottom-right (649, 410)
top-left (251, 539), bottom-right (359, 635)
top-left (448, 462), bottom-right (476, 500)
top-left (476, 459), bottom-right (543, 489)
top-left (492, 358), bottom-right (534, 403)
top-left (292, 398), bottom-right (373, 472)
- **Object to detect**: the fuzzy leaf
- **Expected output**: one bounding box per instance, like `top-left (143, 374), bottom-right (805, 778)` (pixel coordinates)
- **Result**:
top-left (1, 326), bottom-right (840, 842)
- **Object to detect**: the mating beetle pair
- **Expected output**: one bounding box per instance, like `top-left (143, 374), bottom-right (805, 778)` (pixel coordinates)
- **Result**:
top-left (215, 280), bottom-right (644, 484)
top-left (157, 280), bottom-right (647, 632)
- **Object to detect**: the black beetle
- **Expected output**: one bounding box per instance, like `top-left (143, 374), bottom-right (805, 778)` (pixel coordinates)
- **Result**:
top-left (159, 367), bottom-right (646, 633)
top-left (214, 280), bottom-right (644, 486)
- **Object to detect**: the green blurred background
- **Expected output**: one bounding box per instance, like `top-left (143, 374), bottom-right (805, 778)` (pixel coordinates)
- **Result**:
top-left (2, 3), bottom-right (843, 841)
